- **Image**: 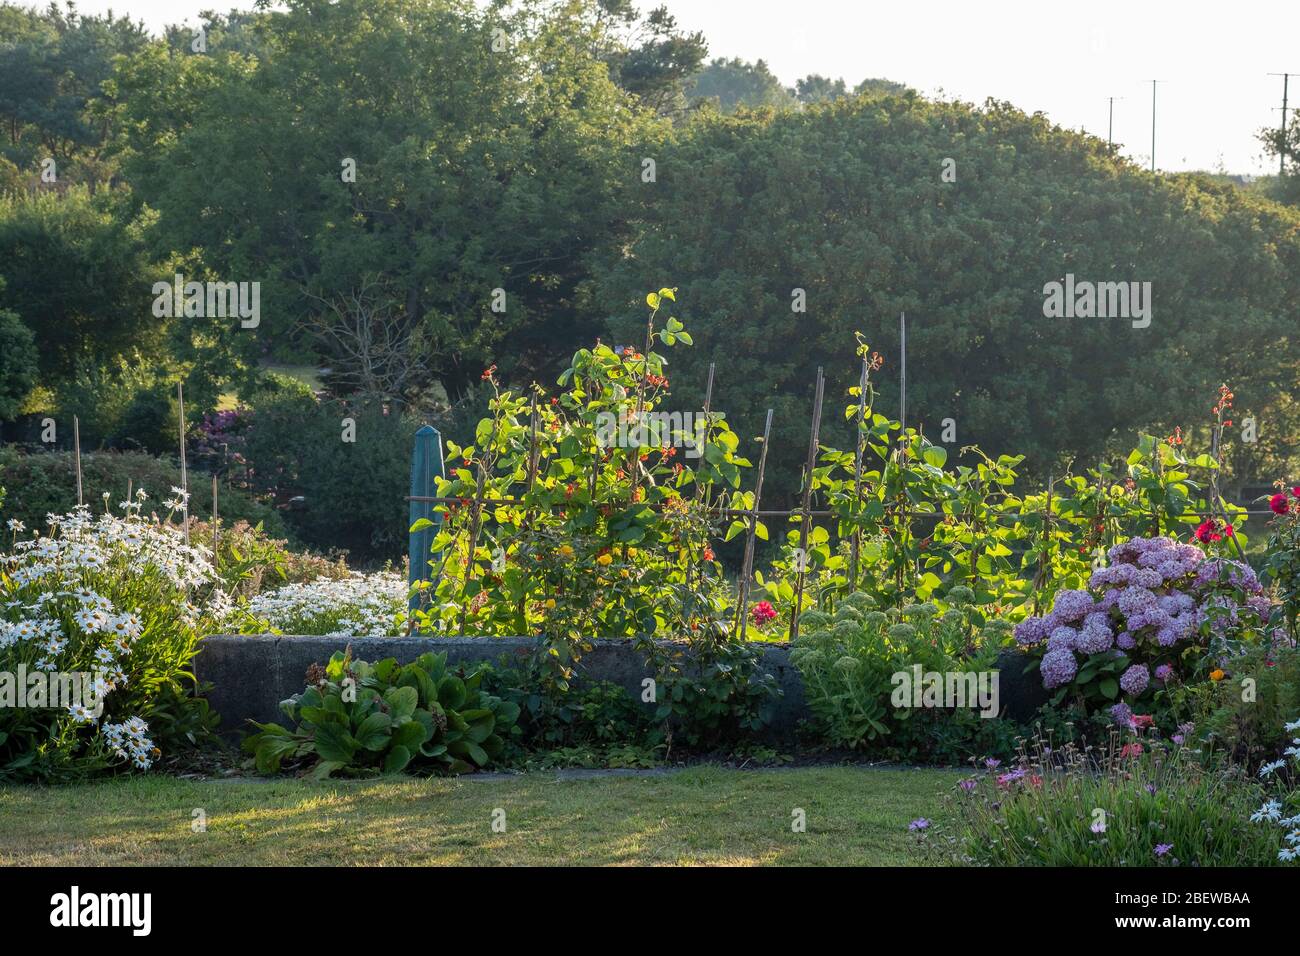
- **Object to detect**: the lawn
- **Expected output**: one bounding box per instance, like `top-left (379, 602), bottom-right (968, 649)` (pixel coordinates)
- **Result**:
top-left (0, 765), bottom-right (956, 866)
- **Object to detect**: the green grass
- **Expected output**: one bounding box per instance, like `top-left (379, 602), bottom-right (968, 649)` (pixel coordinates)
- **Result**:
top-left (0, 766), bottom-right (956, 866)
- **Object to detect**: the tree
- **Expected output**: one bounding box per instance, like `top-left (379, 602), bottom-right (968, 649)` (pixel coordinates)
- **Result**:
top-left (585, 1), bottom-right (708, 117)
top-left (591, 96), bottom-right (1300, 500)
top-left (1259, 116), bottom-right (1300, 207)
top-left (0, 186), bottom-right (161, 384)
top-left (108, 0), bottom-right (663, 403)
top-left (686, 57), bottom-right (797, 113)
top-left (794, 74), bottom-right (847, 104)
top-left (0, 277), bottom-right (37, 421)
top-left (0, 3), bottom-right (149, 189)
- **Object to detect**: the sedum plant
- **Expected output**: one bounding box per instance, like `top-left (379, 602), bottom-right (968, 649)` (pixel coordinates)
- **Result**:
top-left (790, 589), bottom-right (1003, 752)
top-left (244, 648), bottom-right (521, 777)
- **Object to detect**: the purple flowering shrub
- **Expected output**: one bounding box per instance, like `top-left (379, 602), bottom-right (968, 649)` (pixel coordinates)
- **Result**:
top-left (1015, 535), bottom-right (1273, 715)
top-left (190, 407), bottom-right (253, 474)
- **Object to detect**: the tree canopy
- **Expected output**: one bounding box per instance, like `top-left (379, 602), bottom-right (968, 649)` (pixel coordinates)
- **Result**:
top-left (592, 95), bottom-right (1300, 497)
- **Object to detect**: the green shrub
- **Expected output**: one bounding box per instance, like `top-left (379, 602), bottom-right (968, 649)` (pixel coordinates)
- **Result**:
top-left (0, 447), bottom-right (287, 540)
top-left (244, 648), bottom-right (521, 777)
top-left (791, 589), bottom-right (1009, 761)
top-left (923, 733), bottom-right (1283, 866)
top-left (238, 388), bottom-right (415, 562)
top-left (0, 503), bottom-right (228, 781)
top-left (0, 300), bottom-right (37, 421)
top-left (481, 665), bottom-right (664, 767)
top-left (1188, 642), bottom-right (1300, 767)
top-left (50, 355), bottom-right (175, 453)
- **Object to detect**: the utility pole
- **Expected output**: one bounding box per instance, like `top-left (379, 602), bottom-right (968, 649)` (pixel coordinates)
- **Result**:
top-left (1107, 96), bottom-right (1124, 147)
top-left (1150, 80), bottom-right (1161, 172)
top-left (1269, 73), bottom-right (1298, 174)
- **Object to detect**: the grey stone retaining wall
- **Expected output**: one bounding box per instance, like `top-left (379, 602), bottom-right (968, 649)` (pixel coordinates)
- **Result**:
top-left (195, 635), bottom-right (1046, 739)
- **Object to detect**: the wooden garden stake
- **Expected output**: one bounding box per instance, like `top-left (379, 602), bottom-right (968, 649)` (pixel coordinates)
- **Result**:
top-left (850, 354), bottom-right (868, 592)
top-left (696, 362), bottom-right (715, 501)
top-left (177, 382), bottom-right (190, 546)
top-left (73, 416), bottom-right (83, 507)
top-left (689, 363), bottom-right (716, 596)
top-left (789, 367), bottom-right (825, 642)
top-left (737, 408), bottom-right (773, 641)
top-left (1034, 475), bottom-right (1054, 615)
top-left (212, 476), bottom-right (220, 560)
top-left (525, 392), bottom-right (539, 495)
top-left (456, 463), bottom-right (489, 636)
top-left (1209, 418), bottom-right (1247, 560)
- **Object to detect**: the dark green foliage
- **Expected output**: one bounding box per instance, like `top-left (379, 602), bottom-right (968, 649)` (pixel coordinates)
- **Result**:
top-left (237, 389), bottom-right (417, 562)
top-left (0, 292), bottom-right (36, 420)
top-left (0, 189), bottom-right (161, 385)
top-left (109, 0), bottom-right (663, 400)
top-left (0, 3), bottom-right (149, 182)
top-left (1190, 643), bottom-right (1300, 768)
top-left (591, 96), bottom-right (1300, 499)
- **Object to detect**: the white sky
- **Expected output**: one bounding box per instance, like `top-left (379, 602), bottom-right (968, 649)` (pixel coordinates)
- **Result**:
top-left (67, 0), bottom-right (1300, 174)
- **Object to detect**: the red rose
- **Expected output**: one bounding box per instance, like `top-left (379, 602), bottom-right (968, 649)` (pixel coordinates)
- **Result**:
top-left (1271, 492), bottom-right (1290, 515)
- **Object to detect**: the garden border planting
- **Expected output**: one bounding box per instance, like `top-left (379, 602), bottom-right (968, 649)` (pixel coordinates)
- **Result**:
top-left (195, 634), bottom-right (1044, 737)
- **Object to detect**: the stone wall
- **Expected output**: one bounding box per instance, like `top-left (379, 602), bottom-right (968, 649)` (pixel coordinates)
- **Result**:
top-left (195, 634), bottom-right (1045, 739)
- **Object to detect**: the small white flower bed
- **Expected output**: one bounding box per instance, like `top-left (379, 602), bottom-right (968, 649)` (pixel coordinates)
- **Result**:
top-left (241, 572), bottom-right (408, 637)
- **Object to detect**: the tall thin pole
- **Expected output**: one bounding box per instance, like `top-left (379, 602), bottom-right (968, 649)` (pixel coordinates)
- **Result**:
top-left (736, 408), bottom-right (773, 641)
top-left (1284, 73), bottom-right (1290, 174)
top-left (849, 354), bottom-right (868, 590)
top-left (1107, 96), bottom-right (1123, 147)
top-left (1150, 80), bottom-right (1159, 172)
top-left (1270, 73), bottom-right (1297, 174)
top-left (789, 368), bottom-right (825, 642)
top-left (212, 475), bottom-right (220, 560)
top-left (898, 313), bottom-right (907, 454)
top-left (177, 382), bottom-right (189, 545)
top-left (73, 415), bottom-right (83, 507)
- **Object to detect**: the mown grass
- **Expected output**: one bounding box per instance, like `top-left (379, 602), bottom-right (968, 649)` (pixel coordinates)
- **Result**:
top-left (0, 765), bottom-right (956, 866)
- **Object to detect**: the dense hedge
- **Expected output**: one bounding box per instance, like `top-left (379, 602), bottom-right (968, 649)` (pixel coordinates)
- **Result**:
top-left (0, 447), bottom-right (288, 539)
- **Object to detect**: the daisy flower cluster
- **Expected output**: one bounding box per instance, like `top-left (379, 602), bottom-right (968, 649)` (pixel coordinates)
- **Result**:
top-left (102, 717), bottom-right (158, 770)
top-left (1250, 717), bottom-right (1300, 862)
top-left (1, 500), bottom-right (227, 775)
top-left (240, 572), bottom-right (407, 636)
top-left (1015, 536), bottom-right (1272, 695)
